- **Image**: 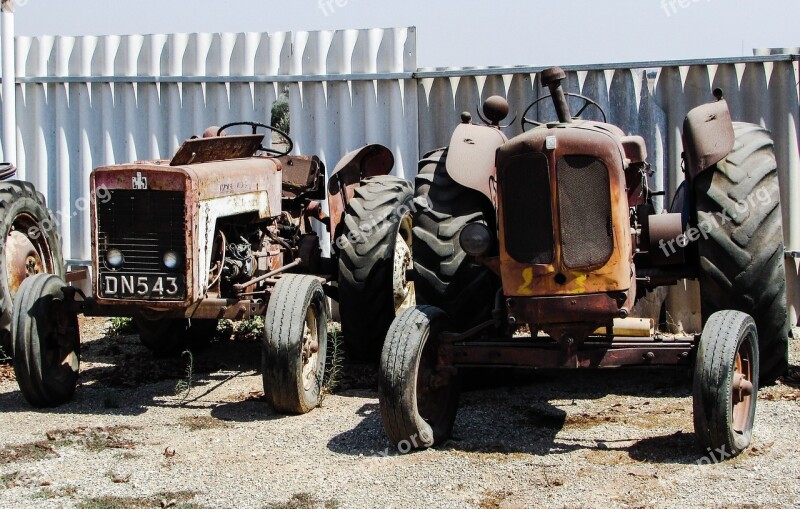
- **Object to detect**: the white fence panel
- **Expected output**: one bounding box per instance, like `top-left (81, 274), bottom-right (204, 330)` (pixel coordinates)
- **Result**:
top-left (0, 26), bottom-right (798, 326)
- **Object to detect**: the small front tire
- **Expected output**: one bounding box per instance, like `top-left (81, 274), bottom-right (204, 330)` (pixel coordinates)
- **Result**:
top-left (693, 310), bottom-right (759, 459)
top-left (379, 306), bottom-right (460, 450)
top-left (12, 274), bottom-right (79, 407)
top-left (263, 274), bottom-right (329, 414)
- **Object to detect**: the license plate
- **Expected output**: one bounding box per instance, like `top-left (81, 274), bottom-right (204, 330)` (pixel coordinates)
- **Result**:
top-left (101, 273), bottom-right (186, 300)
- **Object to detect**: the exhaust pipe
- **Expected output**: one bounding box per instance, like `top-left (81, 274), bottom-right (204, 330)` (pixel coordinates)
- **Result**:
top-left (541, 67), bottom-right (572, 124)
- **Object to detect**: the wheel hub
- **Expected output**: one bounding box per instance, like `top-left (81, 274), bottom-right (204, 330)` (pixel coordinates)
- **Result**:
top-left (393, 233), bottom-right (415, 313)
top-left (6, 229), bottom-right (45, 299)
top-left (731, 340), bottom-right (754, 433)
top-left (301, 307), bottom-right (320, 391)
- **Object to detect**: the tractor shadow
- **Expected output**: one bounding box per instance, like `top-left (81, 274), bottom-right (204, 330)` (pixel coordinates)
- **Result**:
top-left (327, 367), bottom-right (702, 465)
top-left (0, 331), bottom-right (284, 420)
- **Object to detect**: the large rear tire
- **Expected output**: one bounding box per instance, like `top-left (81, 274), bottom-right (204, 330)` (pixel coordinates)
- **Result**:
top-left (12, 274), bottom-right (79, 407)
top-left (337, 175), bottom-right (414, 362)
top-left (263, 274), bottom-right (328, 414)
top-left (379, 306), bottom-right (460, 450)
top-left (0, 181), bottom-right (64, 357)
top-left (693, 122), bottom-right (789, 384)
top-left (412, 150), bottom-right (499, 329)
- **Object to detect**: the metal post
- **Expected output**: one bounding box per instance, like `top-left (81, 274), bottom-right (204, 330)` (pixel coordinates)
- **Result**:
top-left (1, 0), bottom-right (15, 167)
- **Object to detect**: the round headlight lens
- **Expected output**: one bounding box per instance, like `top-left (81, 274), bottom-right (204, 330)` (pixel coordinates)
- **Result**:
top-left (459, 223), bottom-right (492, 258)
top-left (163, 250), bottom-right (180, 270)
top-left (106, 248), bottom-right (124, 269)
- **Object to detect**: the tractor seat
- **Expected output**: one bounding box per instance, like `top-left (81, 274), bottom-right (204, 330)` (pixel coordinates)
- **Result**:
top-left (279, 155), bottom-right (324, 199)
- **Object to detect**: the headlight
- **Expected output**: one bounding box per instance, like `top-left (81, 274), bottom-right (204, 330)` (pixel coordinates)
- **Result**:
top-left (459, 223), bottom-right (492, 258)
top-left (163, 250), bottom-right (180, 270)
top-left (106, 248), bottom-right (124, 269)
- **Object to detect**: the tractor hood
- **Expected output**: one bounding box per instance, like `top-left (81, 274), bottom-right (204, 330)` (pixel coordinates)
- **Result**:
top-left (92, 157), bottom-right (283, 218)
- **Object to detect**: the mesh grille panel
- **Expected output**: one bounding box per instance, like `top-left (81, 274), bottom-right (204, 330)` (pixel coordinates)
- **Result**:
top-left (501, 153), bottom-right (554, 264)
top-left (557, 156), bottom-right (613, 268)
top-left (97, 190), bottom-right (186, 274)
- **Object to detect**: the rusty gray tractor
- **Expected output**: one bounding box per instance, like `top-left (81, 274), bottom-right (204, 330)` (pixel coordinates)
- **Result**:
top-left (11, 122), bottom-right (415, 413)
top-left (0, 164), bottom-right (64, 360)
top-left (379, 67), bottom-right (789, 458)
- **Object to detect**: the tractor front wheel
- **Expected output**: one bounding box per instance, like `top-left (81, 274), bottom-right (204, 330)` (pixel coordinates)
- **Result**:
top-left (262, 274), bottom-right (328, 414)
top-left (379, 306), bottom-right (460, 450)
top-left (12, 274), bottom-right (79, 407)
top-left (692, 310), bottom-right (759, 459)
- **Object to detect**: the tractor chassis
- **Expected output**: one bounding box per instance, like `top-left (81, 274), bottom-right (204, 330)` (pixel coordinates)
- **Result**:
top-left (438, 320), bottom-right (696, 370)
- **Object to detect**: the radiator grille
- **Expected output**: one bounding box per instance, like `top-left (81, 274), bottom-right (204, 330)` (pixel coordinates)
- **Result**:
top-left (96, 190), bottom-right (186, 274)
top-left (501, 153), bottom-right (554, 264)
top-left (557, 156), bottom-right (613, 268)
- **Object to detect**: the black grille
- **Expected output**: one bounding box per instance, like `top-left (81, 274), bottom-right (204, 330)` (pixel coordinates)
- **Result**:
top-left (501, 153), bottom-right (554, 264)
top-left (557, 156), bottom-right (613, 268)
top-left (97, 190), bottom-right (186, 274)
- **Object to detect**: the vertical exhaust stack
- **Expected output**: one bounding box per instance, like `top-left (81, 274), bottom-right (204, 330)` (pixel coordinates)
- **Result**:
top-left (541, 67), bottom-right (572, 124)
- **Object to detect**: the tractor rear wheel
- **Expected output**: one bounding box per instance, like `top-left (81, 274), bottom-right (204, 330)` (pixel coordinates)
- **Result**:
top-left (12, 274), bottom-right (79, 407)
top-left (262, 274), bottom-right (328, 414)
top-left (134, 317), bottom-right (217, 357)
top-left (692, 310), bottom-right (758, 459)
top-left (693, 122), bottom-right (789, 384)
top-left (412, 149), bottom-right (499, 329)
top-left (337, 175), bottom-right (414, 362)
top-left (379, 306), bottom-right (460, 450)
top-left (0, 181), bottom-right (64, 358)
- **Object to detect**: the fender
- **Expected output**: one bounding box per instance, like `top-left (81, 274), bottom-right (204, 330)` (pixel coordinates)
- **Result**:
top-left (327, 144), bottom-right (395, 243)
top-left (445, 123), bottom-right (508, 202)
top-left (682, 99), bottom-right (735, 180)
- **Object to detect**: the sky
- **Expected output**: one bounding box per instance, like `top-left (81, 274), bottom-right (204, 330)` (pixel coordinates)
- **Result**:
top-left (10, 0), bottom-right (800, 68)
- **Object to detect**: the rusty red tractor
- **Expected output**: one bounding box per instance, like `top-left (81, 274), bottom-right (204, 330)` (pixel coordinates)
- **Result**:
top-left (11, 122), bottom-right (416, 413)
top-left (0, 164), bottom-right (64, 359)
top-left (379, 67), bottom-right (789, 458)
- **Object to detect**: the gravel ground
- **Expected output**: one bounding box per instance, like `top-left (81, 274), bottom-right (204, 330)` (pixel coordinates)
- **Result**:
top-left (1, 318), bottom-right (799, 509)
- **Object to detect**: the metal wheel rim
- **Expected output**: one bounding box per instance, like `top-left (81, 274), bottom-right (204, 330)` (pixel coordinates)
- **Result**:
top-left (301, 304), bottom-right (320, 391)
top-left (393, 215), bottom-right (415, 313)
top-left (731, 334), bottom-right (755, 433)
top-left (6, 213), bottom-right (55, 299)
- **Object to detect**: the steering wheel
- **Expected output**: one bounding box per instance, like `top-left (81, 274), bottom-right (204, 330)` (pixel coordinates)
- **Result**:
top-left (217, 121), bottom-right (294, 157)
top-left (521, 93), bottom-right (607, 131)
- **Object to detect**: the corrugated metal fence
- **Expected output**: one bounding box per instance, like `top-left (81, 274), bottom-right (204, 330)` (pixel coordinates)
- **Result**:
top-left (0, 27), bottom-right (798, 324)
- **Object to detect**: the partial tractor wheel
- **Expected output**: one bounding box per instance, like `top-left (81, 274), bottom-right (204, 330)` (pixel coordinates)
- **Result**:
top-left (379, 306), bottom-right (460, 450)
top-left (12, 274), bottom-right (79, 407)
top-left (412, 149), bottom-right (499, 329)
top-left (134, 317), bottom-right (218, 357)
top-left (0, 181), bottom-right (64, 357)
top-left (692, 310), bottom-right (759, 459)
top-left (337, 175), bottom-right (414, 361)
top-left (263, 274), bottom-right (328, 414)
top-left (693, 122), bottom-right (789, 384)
